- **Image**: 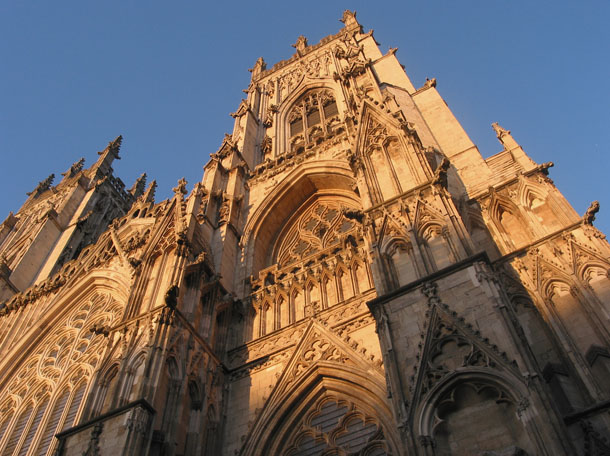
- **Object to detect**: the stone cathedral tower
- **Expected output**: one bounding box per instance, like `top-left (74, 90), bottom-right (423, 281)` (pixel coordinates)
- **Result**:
top-left (0, 11), bottom-right (609, 456)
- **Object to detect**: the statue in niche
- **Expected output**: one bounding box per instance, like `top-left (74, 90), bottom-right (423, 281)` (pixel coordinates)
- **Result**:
top-left (261, 135), bottom-right (272, 160)
top-left (218, 198), bottom-right (230, 225)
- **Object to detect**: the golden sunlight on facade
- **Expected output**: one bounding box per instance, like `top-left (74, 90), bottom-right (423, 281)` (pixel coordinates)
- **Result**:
top-left (0, 10), bottom-right (609, 455)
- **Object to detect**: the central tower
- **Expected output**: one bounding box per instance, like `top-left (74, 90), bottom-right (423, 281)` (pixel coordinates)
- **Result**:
top-left (0, 10), bottom-right (608, 456)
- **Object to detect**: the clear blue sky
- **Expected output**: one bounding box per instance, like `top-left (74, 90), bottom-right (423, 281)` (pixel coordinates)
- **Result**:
top-left (1, 1), bottom-right (609, 235)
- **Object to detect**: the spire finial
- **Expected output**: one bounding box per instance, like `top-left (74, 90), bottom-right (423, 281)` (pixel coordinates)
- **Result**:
top-left (492, 122), bottom-right (510, 139)
top-left (129, 173), bottom-right (147, 197)
top-left (98, 135), bottom-right (123, 159)
top-left (248, 57), bottom-right (266, 80)
top-left (142, 180), bottom-right (157, 203)
top-left (62, 158), bottom-right (85, 178)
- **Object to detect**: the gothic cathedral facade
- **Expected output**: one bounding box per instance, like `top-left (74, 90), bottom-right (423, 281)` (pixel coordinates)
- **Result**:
top-left (0, 11), bottom-right (609, 456)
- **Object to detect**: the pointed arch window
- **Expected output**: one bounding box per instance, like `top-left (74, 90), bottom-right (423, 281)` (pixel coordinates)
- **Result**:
top-left (288, 90), bottom-right (338, 152)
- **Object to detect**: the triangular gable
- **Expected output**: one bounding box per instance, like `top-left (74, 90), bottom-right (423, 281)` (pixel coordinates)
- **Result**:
top-left (354, 100), bottom-right (404, 158)
top-left (567, 236), bottom-right (610, 277)
top-left (408, 298), bottom-right (520, 418)
top-left (241, 318), bottom-right (384, 454)
top-left (266, 319), bottom-right (383, 408)
top-left (412, 198), bottom-right (446, 235)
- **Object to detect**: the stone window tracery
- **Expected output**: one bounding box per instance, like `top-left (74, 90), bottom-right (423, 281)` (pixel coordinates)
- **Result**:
top-left (282, 396), bottom-right (391, 455)
top-left (20, 395), bottom-right (48, 455)
top-left (431, 382), bottom-right (533, 455)
top-left (287, 90), bottom-right (339, 153)
top-left (250, 197), bottom-right (372, 339)
top-left (0, 293), bottom-right (124, 455)
top-left (274, 199), bottom-right (357, 268)
top-left (3, 406), bottom-right (31, 455)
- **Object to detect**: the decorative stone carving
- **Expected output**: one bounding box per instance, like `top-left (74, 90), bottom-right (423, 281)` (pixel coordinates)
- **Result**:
top-left (492, 122), bottom-right (510, 139)
top-left (423, 77), bottom-right (437, 89)
top-left (249, 56), bottom-right (266, 80)
top-left (292, 35), bottom-right (308, 57)
top-left (340, 10), bottom-right (360, 31)
top-left (432, 157), bottom-right (450, 189)
top-left (62, 158), bottom-right (85, 178)
top-left (26, 173), bottom-right (55, 197)
top-left (173, 177), bottom-right (188, 196)
top-left (583, 200), bottom-right (600, 225)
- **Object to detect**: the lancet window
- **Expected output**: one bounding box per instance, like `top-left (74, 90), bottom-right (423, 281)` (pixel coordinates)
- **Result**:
top-left (287, 90), bottom-right (339, 152)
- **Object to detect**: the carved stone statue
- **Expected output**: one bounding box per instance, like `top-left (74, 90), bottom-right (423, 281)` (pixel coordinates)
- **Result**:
top-left (583, 200), bottom-right (600, 225)
top-left (423, 77), bottom-right (437, 89)
top-left (292, 35), bottom-right (308, 56)
top-left (173, 177), bottom-right (188, 196)
top-left (218, 198), bottom-right (230, 225)
top-left (261, 135), bottom-right (272, 158)
top-left (492, 122), bottom-right (510, 139)
top-left (27, 174), bottom-right (55, 197)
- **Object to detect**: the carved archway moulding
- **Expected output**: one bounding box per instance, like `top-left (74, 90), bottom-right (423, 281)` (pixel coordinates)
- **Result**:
top-left (240, 362), bottom-right (401, 456)
top-left (242, 160), bottom-right (359, 279)
top-left (0, 269), bottom-right (130, 390)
